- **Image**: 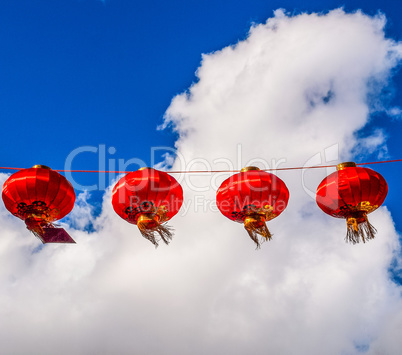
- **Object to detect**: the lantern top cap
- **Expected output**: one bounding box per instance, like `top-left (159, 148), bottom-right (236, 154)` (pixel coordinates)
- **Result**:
top-left (32, 165), bottom-right (51, 170)
top-left (138, 167), bottom-right (152, 171)
top-left (337, 162), bottom-right (357, 171)
top-left (241, 166), bottom-right (261, 172)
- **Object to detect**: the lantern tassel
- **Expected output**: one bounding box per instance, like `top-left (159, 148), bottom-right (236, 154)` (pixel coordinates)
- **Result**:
top-left (137, 214), bottom-right (173, 247)
top-left (25, 217), bottom-right (55, 242)
top-left (244, 215), bottom-right (272, 249)
top-left (346, 216), bottom-right (377, 244)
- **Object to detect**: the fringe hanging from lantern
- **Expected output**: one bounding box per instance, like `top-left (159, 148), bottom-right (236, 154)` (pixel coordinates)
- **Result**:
top-left (346, 215), bottom-right (377, 244)
top-left (24, 216), bottom-right (55, 240)
top-left (243, 214), bottom-right (272, 249)
top-left (137, 214), bottom-right (173, 247)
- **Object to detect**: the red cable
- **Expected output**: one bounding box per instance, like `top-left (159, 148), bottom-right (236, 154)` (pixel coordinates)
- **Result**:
top-left (0, 159), bottom-right (401, 174)
top-left (357, 159), bottom-right (402, 166)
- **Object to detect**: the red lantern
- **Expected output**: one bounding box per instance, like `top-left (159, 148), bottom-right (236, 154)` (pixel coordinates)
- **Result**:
top-left (316, 162), bottom-right (388, 243)
top-left (111, 168), bottom-right (183, 247)
top-left (2, 165), bottom-right (76, 243)
top-left (216, 166), bottom-right (290, 248)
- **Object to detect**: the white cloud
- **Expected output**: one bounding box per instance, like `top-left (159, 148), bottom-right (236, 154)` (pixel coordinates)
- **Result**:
top-left (1, 9), bottom-right (402, 355)
top-left (387, 106), bottom-right (402, 119)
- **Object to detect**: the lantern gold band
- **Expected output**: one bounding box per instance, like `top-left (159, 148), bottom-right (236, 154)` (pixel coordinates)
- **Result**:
top-left (241, 166), bottom-right (261, 172)
top-left (32, 165), bottom-right (51, 170)
top-left (337, 162), bottom-right (356, 170)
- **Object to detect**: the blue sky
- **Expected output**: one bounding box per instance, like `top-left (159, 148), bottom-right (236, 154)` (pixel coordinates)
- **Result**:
top-left (1, 0), bottom-right (401, 207)
top-left (0, 6), bottom-right (400, 149)
top-left (1, 2), bottom-right (402, 354)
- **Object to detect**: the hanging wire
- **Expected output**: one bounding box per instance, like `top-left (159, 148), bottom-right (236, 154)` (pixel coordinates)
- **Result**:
top-left (0, 159), bottom-right (401, 174)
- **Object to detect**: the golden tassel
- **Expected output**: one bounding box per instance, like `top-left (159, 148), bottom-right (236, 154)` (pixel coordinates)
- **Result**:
top-left (244, 214), bottom-right (272, 249)
top-left (24, 216), bottom-right (55, 243)
top-left (346, 215), bottom-right (377, 244)
top-left (137, 214), bottom-right (173, 247)
top-left (19, 204), bottom-right (60, 243)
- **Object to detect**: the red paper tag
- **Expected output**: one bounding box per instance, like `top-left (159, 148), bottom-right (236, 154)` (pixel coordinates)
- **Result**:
top-left (41, 228), bottom-right (76, 244)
